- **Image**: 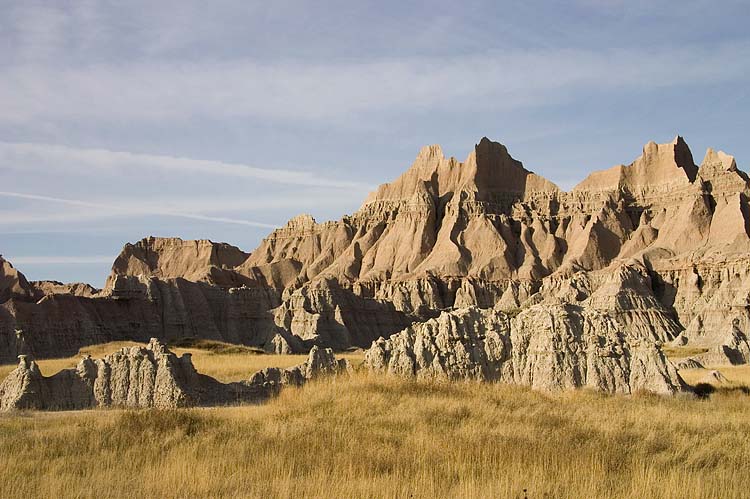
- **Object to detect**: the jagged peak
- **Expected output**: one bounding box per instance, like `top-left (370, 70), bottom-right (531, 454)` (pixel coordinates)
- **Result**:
top-left (465, 137), bottom-right (559, 195)
top-left (417, 144), bottom-right (445, 160)
top-left (643, 135), bottom-right (685, 152)
top-left (702, 147), bottom-right (738, 172)
top-left (477, 135), bottom-right (509, 154)
top-left (1, 255), bottom-right (26, 276)
top-left (0, 254), bottom-right (35, 303)
top-left (642, 135), bottom-right (696, 181)
top-left (363, 137), bottom-right (558, 207)
top-left (574, 136), bottom-right (697, 193)
top-left (697, 147), bottom-right (749, 193)
top-left (283, 213), bottom-right (318, 229)
top-left (464, 137), bottom-right (513, 165)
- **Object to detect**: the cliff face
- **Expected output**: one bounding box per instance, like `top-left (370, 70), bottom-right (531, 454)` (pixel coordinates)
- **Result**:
top-left (105, 237), bottom-right (251, 289)
top-left (3, 136), bottom-right (750, 369)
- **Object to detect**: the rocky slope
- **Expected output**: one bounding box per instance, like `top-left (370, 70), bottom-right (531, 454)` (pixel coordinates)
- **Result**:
top-left (0, 339), bottom-right (349, 411)
top-left (2, 136), bottom-right (750, 375)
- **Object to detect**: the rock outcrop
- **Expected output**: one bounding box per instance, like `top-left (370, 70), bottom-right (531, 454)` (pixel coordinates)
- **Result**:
top-left (364, 306), bottom-right (684, 394)
top-left (0, 256), bottom-right (35, 303)
top-left (30, 281), bottom-right (99, 298)
top-left (0, 339), bottom-right (350, 411)
top-left (697, 369), bottom-right (729, 386)
top-left (105, 237), bottom-right (250, 287)
top-left (248, 345), bottom-right (351, 390)
top-left (3, 135), bottom-right (750, 375)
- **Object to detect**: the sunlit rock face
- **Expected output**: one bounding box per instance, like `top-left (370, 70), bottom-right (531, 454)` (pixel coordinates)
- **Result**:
top-left (363, 306), bottom-right (685, 395)
top-left (3, 136), bottom-right (750, 370)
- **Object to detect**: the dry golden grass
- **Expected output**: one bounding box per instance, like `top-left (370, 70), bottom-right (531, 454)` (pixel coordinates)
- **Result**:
top-left (2, 342), bottom-right (750, 497)
top-left (679, 364), bottom-right (750, 388)
top-left (1, 373), bottom-right (750, 498)
top-left (661, 347), bottom-right (750, 390)
top-left (662, 345), bottom-right (710, 358)
top-left (0, 341), bottom-right (365, 382)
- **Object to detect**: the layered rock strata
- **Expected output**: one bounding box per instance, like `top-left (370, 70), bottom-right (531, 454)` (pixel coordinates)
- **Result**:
top-left (364, 306), bottom-right (684, 394)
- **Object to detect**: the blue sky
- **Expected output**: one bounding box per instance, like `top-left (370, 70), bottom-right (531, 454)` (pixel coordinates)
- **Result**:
top-left (1, 0), bottom-right (748, 286)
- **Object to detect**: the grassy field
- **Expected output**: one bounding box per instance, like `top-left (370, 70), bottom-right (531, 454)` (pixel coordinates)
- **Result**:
top-left (1, 373), bottom-right (750, 498)
top-left (679, 364), bottom-right (750, 388)
top-left (1, 343), bottom-right (750, 498)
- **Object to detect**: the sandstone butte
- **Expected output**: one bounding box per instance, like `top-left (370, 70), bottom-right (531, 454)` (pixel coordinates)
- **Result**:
top-left (2, 136), bottom-right (749, 397)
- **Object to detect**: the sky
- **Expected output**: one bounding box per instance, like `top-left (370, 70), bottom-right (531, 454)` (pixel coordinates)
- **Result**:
top-left (1, 0), bottom-right (748, 287)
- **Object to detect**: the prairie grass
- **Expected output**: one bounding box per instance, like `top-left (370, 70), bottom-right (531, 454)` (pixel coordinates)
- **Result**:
top-left (1, 373), bottom-right (750, 498)
top-left (169, 337), bottom-right (267, 355)
top-left (1, 343), bottom-right (750, 498)
top-left (661, 345), bottom-right (710, 358)
top-left (679, 364), bottom-right (750, 388)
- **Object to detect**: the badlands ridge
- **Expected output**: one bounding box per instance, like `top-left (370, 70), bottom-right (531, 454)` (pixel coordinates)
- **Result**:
top-left (2, 136), bottom-right (750, 401)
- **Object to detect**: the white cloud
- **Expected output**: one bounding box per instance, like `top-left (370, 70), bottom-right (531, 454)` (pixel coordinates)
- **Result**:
top-left (0, 142), bottom-right (374, 230)
top-left (0, 186), bottom-right (370, 227)
top-left (0, 191), bottom-right (280, 228)
top-left (0, 142), bottom-right (371, 190)
top-left (1, 42), bottom-right (748, 126)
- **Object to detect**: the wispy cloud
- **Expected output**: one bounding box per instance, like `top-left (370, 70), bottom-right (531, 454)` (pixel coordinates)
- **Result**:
top-left (0, 142), bottom-right (371, 190)
top-left (0, 140), bottom-right (374, 232)
top-left (4, 255), bottom-right (114, 265)
top-left (0, 191), bottom-right (280, 228)
top-left (1, 42), bottom-right (748, 127)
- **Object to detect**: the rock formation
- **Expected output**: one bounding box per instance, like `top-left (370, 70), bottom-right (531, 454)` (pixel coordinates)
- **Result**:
top-left (3, 135), bottom-right (750, 377)
top-left (30, 281), bottom-right (99, 298)
top-left (0, 339), bottom-right (350, 411)
top-left (0, 256), bottom-right (35, 303)
top-left (697, 369), bottom-right (729, 386)
top-left (248, 345), bottom-right (351, 390)
top-left (363, 306), bottom-right (684, 394)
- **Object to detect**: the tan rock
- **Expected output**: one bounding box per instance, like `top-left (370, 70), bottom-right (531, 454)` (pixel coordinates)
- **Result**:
top-left (364, 306), bottom-right (684, 395)
top-left (0, 339), bottom-right (349, 411)
top-left (0, 256), bottom-right (35, 303)
top-left (104, 237), bottom-right (250, 291)
top-left (698, 369), bottom-right (729, 385)
top-left (30, 281), bottom-right (99, 298)
top-left (4, 135), bottom-right (750, 378)
top-left (573, 136), bottom-right (697, 196)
